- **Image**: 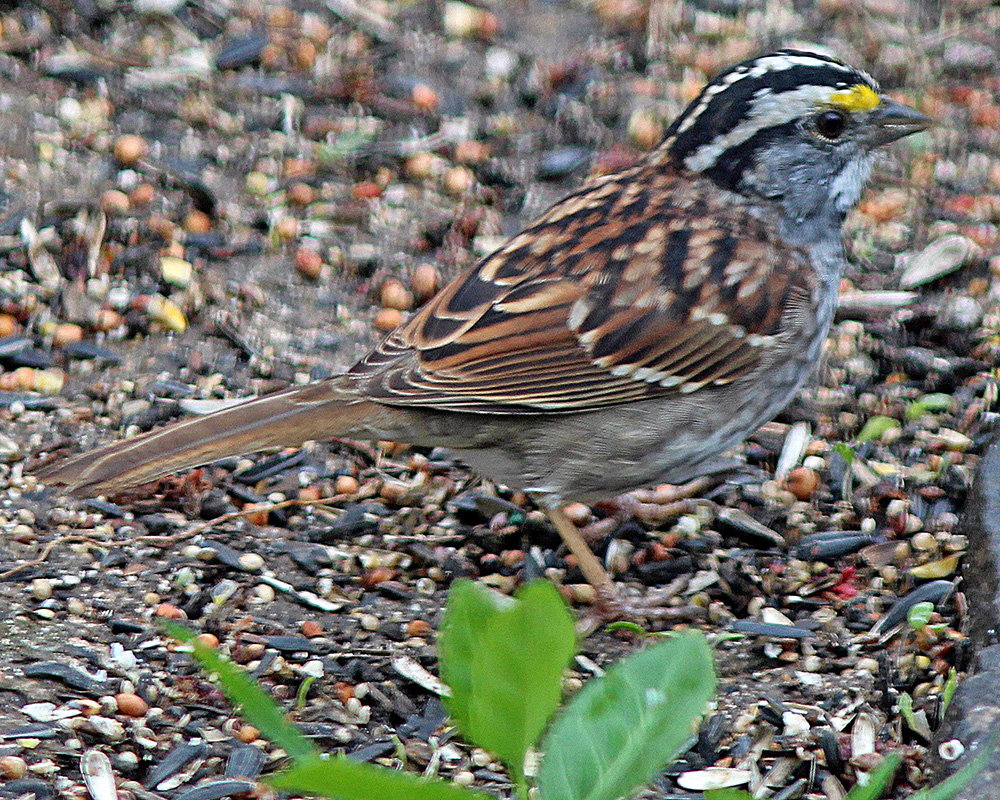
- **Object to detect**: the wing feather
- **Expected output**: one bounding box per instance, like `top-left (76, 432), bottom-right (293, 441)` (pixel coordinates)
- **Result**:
top-left (350, 164), bottom-right (816, 413)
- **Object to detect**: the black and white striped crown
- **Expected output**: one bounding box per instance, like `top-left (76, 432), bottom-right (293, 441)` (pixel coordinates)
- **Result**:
top-left (661, 50), bottom-right (881, 185)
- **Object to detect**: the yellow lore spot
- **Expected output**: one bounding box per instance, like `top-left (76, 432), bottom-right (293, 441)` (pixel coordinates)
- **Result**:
top-left (828, 84), bottom-right (881, 112)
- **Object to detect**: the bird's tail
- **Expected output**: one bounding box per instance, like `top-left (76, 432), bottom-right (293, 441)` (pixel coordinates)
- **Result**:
top-left (36, 376), bottom-right (400, 495)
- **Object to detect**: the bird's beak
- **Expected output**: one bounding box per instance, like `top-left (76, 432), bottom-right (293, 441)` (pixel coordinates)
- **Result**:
top-left (866, 98), bottom-right (932, 148)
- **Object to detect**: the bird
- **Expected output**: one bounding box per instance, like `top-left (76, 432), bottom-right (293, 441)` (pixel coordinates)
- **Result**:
top-left (38, 50), bottom-right (930, 617)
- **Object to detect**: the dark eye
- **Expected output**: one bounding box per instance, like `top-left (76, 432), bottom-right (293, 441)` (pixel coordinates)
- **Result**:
top-left (815, 109), bottom-right (848, 139)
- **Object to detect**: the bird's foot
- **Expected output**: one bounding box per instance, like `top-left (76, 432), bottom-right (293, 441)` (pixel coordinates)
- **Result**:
top-left (573, 577), bottom-right (706, 638)
top-left (578, 476), bottom-right (717, 544)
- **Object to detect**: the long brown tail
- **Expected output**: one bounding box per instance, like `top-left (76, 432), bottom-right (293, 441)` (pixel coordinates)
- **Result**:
top-left (36, 376), bottom-right (398, 495)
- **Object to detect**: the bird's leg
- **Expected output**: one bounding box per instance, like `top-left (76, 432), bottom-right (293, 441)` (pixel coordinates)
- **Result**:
top-left (545, 505), bottom-right (629, 629)
top-left (546, 505), bottom-right (617, 599)
top-left (545, 478), bottom-right (719, 634)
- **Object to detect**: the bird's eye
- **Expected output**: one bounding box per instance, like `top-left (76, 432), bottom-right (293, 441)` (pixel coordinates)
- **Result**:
top-left (815, 109), bottom-right (848, 140)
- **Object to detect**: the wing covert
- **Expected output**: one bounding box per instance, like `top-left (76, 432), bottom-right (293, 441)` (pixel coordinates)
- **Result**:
top-left (350, 166), bottom-right (815, 413)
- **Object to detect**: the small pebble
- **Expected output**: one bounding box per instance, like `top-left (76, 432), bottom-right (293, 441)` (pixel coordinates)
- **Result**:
top-left (287, 182), bottom-right (315, 207)
top-left (411, 83), bottom-right (439, 112)
top-left (236, 724), bottom-right (260, 744)
top-left (335, 475), bottom-right (359, 495)
top-left (100, 190), bottom-right (131, 214)
top-left (31, 578), bottom-right (53, 601)
top-left (380, 279), bottom-right (413, 311)
top-left (275, 216), bottom-right (299, 240)
top-left (145, 295), bottom-right (187, 333)
top-left (406, 619), bottom-right (432, 638)
top-left (246, 171), bottom-right (270, 196)
top-left (358, 613), bottom-right (380, 631)
top-left (154, 602), bottom-right (184, 619)
top-left (0, 755), bottom-right (27, 779)
top-left (295, 246), bottom-right (323, 279)
top-left (238, 553), bottom-right (265, 571)
top-left (11, 524), bottom-right (35, 541)
top-left (95, 309), bottom-right (125, 331)
top-left (784, 467), bottom-right (819, 501)
top-left (353, 181), bottom-right (382, 199)
top-left (195, 633), bottom-right (219, 649)
top-left (160, 256), bottom-right (194, 288)
top-left (627, 108), bottom-right (663, 149)
top-left (255, 584), bottom-right (276, 602)
top-left (443, 1), bottom-right (497, 39)
top-left (566, 583), bottom-right (597, 605)
top-left (443, 165), bottom-right (475, 195)
top-left (405, 151), bottom-right (435, 180)
top-left (856, 657), bottom-right (880, 673)
top-left (184, 210), bottom-right (212, 234)
top-left (562, 502), bottom-right (591, 525)
top-left (294, 38), bottom-right (317, 70)
top-left (115, 693), bottom-right (149, 718)
top-left (454, 139), bottom-right (489, 164)
top-left (334, 682), bottom-right (355, 703)
top-left (411, 263), bottom-right (439, 301)
top-left (243, 503), bottom-right (270, 526)
top-left (361, 567), bottom-right (396, 587)
top-left (114, 134), bottom-right (147, 166)
top-left (130, 183), bottom-right (155, 206)
top-left (453, 770), bottom-right (476, 787)
top-left (53, 323), bottom-right (84, 347)
top-left (298, 484), bottom-right (323, 502)
top-left (911, 532), bottom-right (938, 552)
top-left (374, 308), bottom-right (403, 332)
top-left (301, 620), bottom-right (324, 638)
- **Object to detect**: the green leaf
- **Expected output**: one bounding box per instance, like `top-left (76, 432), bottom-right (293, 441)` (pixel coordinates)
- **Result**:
top-left (162, 621), bottom-right (315, 761)
top-left (271, 754), bottom-right (488, 800)
top-left (316, 129), bottom-right (377, 163)
top-left (898, 693), bottom-right (916, 730)
top-left (906, 393), bottom-right (953, 421)
top-left (297, 675), bottom-right (318, 710)
top-left (438, 579), bottom-right (576, 782)
top-left (438, 580), bottom-right (506, 733)
top-left (603, 621), bottom-right (650, 637)
top-left (942, 668), bottom-right (958, 715)
top-left (537, 630), bottom-right (715, 800)
top-left (907, 601), bottom-right (935, 631)
top-left (856, 415), bottom-right (900, 443)
top-left (844, 753), bottom-right (901, 800)
top-left (833, 442), bottom-right (856, 465)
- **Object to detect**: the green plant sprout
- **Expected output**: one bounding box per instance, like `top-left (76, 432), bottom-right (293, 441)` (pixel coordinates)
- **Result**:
top-left (166, 579), bottom-right (983, 800)
top-left (907, 601), bottom-right (935, 631)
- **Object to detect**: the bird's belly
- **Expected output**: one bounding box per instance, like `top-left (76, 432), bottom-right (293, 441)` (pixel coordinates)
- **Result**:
top-left (451, 332), bottom-right (827, 505)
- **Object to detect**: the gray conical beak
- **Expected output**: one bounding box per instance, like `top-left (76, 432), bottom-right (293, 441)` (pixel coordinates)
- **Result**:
top-left (866, 98), bottom-right (932, 148)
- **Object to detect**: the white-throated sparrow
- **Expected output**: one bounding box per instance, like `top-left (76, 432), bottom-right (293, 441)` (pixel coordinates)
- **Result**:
top-left (39, 50), bottom-right (930, 614)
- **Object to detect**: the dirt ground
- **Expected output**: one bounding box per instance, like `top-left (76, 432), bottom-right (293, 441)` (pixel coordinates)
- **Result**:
top-left (1, 1), bottom-right (998, 798)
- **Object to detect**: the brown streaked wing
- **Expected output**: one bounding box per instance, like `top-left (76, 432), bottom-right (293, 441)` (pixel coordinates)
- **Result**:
top-left (350, 166), bottom-right (814, 413)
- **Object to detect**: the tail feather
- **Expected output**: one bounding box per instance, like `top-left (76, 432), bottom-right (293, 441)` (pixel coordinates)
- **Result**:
top-left (37, 376), bottom-right (394, 495)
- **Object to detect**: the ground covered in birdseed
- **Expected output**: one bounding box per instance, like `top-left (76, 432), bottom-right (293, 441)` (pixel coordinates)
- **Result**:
top-left (1, 1), bottom-right (999, 798)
